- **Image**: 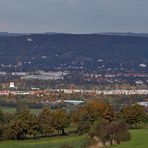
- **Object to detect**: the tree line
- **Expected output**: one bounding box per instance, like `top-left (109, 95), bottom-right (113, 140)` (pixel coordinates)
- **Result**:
top-left (0, 100), bottom-right (147, 147)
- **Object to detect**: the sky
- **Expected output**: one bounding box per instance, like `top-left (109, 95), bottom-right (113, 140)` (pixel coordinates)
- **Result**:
top-left (0, 0), bottom-right (148, 33)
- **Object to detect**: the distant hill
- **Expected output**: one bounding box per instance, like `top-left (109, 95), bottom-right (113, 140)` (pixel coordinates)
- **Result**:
top-left (0, 33), bottom-right (147, 72)
top-left (98, 32), bottom-right (148, 37)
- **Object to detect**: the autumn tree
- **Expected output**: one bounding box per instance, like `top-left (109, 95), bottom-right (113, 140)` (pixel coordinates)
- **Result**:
top-left (38, 108), bottom-right (54, 136)
top-left (121, 104), bottom-right (146, 127)
top-left (83, 100), bottom-right (116, 122)
top-left (5, 118), bottom-right (24, 140)
top-left (5, 110), bottom-right (39, 140)
top-left (53, 109), bottom-right (69, 135)
top-left (74, 100), bottom-right (116, 134)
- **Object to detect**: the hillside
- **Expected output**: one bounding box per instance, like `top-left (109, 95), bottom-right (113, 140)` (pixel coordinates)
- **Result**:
top-left (0, 33), bottom-right (147, 72)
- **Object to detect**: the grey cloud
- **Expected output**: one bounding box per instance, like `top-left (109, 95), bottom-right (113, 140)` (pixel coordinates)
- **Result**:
top-left (0, 0), bottom-right (148, 33)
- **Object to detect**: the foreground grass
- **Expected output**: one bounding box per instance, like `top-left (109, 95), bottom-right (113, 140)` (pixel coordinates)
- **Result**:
top-left (0, 135), bottom-right (86, 148)
top-left (110, 129), bottom-right (148, 148)
top-left (0, 129), bottom-right (148, 148)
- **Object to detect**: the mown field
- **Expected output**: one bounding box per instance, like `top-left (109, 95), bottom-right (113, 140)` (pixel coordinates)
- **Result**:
top-left (0, 135), bottom-right (86, 148)
top-left (110, 129), bottom-right (148, 148)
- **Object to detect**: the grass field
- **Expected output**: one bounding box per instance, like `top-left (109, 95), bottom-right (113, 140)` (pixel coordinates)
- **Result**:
top-left (110, 129), bottom-right (148, 148)
top-left (0, 129), bottom-right (147, 148)
top-left (0, 106), bottom-right (42, 115)
top-left (0, 135), bottom-right (86, 148)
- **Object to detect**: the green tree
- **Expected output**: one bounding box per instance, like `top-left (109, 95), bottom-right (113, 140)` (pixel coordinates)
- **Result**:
top-left (0, 109), bottom-right (5, 123)
top-left (16, 95), bottom-right (28, 113)
top-left (89, 120), bottom-right (131, 146)
top-left (3, 112), bottom-right (14, 123)
top-left (106, 121), bottom-right (131, 145)
top-left (77, 112), bottom-right (92, 135)
top-left (0, 109), bottom-right (5, 137)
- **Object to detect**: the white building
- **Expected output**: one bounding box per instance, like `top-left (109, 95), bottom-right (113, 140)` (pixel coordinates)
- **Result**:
top-left (10, 82), bottom-right (15, 89)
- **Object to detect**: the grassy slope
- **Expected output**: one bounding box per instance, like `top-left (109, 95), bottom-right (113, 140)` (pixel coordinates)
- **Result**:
top-left (0, 135), bottom-right (86, 148)
top-left (110, 129), bottom-right (148, 148)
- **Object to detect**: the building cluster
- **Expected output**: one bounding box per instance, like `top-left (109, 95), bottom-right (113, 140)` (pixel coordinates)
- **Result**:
top-left (55, 89), bottom-right (148, 95)
top-left (0, 89), bottom-right (148, 96)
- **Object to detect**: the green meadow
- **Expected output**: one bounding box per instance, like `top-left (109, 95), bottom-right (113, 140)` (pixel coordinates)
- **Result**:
top-left (0, 106), bottom-right (42, 115)
top-left (110, 129), bottom-right (148, 148)
top-left (0, 135), bottom-right (86, 148)
top-left (0, 129), bottom-right (148, 148)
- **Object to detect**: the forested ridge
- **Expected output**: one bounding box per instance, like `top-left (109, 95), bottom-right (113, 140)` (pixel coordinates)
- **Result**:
top-left (0, 33), bottom-right (147, 72)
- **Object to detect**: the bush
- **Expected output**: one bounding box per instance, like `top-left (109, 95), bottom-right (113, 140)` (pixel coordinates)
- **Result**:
top-left (77, 122), bottom-right (91, 135)
top-left (82, 137), bottom-right (98, 148)
top-left (89, 121), bottom-right (131, 146)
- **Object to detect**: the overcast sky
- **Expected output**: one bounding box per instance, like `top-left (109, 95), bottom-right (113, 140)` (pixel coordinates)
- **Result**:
top-left (0, 0), bottom-right (148, 33)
